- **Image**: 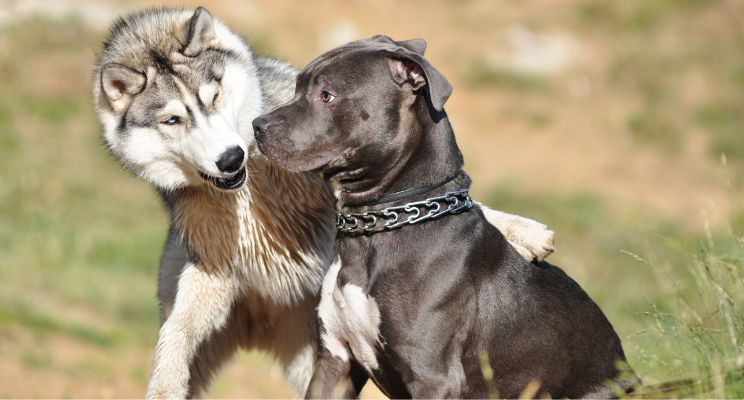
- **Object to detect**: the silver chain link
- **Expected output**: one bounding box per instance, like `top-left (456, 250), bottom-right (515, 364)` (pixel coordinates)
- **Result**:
top-left (336, 189), bottom-right (474, 234)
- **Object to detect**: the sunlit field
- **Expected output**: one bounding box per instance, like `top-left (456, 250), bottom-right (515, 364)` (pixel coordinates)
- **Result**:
top-left (1, 0), bottom-right (743, 397)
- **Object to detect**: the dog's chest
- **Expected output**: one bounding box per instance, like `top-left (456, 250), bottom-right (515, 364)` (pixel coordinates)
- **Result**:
top-left (172, 178), bottom-right (334, 305)
top-left (317, 257), bottom-right (381, 372)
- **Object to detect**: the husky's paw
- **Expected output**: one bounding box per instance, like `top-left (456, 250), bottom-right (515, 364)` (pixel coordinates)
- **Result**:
top-left (146, 373), bottom-right (188, 400)
top-left (479, 204), bottom-right (555, 262)
top-left (146, 386), bottom-right (185, 400)
top-left (507, 221), bottom-right (555, 262)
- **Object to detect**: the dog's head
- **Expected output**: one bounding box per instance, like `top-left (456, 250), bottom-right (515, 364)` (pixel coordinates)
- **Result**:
top-left (94, 7), bottom-right (263, 192)
top-left (253, 35), bottom-right (452, 199)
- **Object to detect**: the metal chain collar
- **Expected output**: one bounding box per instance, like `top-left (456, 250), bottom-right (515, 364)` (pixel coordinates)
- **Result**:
top-left (336, 189), bottom-right (474, 234)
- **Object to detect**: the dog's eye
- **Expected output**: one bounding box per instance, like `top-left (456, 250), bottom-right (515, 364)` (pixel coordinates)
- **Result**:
top-left (213, 91), bottom-right (219, 103)
top-left (321, 91), bottom-right (335, 103)
top-left (161, 116), bottom-right (181, 125)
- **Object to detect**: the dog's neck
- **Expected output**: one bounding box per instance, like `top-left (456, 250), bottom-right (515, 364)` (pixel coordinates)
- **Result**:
top-left (388, 95), bottom-right (464, 193)
top-left (340, 94), bottom-right (465, 209)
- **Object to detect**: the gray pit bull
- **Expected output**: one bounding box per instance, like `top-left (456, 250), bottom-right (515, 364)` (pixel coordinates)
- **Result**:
top-left (253, 35), bottom-right (636, 399)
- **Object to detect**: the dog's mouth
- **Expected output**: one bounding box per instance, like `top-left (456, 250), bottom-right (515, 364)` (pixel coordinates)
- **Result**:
top-left (199, 166), bottom-right (247, 191)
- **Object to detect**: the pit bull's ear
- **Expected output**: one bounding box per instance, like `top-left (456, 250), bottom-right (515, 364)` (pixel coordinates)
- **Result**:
top-left (100, 63), bottom-right (146, 114)
top-left (368, 35), bottom-right (427, 56)
top-left (182, 7), bottom-right (217, 57)
top-left (386, 51), bottom-right (452, 112)
top-left (398, 39), bottom-right (427, 56)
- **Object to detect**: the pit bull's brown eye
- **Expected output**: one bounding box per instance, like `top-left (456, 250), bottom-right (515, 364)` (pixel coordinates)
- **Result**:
top-left (321, 91), bottom-right (335, 103)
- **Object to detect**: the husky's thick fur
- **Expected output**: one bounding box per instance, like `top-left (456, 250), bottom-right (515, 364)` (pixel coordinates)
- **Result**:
top-left (93, 7), bottom-right (555, 398)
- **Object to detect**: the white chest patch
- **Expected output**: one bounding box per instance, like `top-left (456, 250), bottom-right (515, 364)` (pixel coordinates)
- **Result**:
top-left (317, 257), bottom-right (381, 372)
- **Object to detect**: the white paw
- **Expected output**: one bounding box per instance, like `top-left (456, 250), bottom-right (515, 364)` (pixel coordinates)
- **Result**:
top-left (479, 204), bottom-right (555, 262)
top-left (146, 366), bottom-right (189, 400)
top-left (508, 220), bottom-right (555, 262)
top-left (146, 386), bottom-right (185, 400)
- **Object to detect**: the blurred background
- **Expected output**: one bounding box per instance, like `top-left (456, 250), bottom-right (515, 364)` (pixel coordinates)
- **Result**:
top-left (1, 0), bottom-right (744, 397)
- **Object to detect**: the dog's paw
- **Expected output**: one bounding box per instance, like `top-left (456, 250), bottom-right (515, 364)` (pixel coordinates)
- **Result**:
top-left (146, 372), bottom-right (189, 400)
top-left (146, 386), bottom-right (185, 400)
top-left (479, 204), bottom-right (555, 262)
top-left (508, 222), bottom-right (555, 262)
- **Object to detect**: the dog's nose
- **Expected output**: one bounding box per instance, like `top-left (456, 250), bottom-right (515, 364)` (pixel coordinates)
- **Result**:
top-left (252, 116), bottom-right (270, 140)
top-left (216, 146), bottom-right (245, 173)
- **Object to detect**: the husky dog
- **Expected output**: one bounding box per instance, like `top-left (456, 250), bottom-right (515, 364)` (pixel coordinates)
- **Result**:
top-left (93, 7), bottom-right (556, 398)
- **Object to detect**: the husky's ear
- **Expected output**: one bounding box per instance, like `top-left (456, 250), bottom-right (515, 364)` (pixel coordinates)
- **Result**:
top-left (182, 7), bottom-right (216, 57)
top-left (385, 50), bottom-right (452, 112)
top-left (100, 63), bottom-right (146, 114)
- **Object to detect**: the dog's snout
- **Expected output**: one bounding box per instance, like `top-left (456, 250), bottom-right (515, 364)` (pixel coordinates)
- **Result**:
top-left (252, 116), bottom-right (270, 140)
top-left (216, 146), bottom-right (245, 173)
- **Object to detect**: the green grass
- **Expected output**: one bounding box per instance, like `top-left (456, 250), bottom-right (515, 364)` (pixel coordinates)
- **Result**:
top-left (0, 17), bottom-right (167, 352)
top-left (622, 232), bottom-right (744, 398)
top-left (0, 300), bottom-right (120, 348)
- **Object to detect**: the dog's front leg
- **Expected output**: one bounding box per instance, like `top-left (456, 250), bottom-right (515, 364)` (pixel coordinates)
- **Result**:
top-left (479, 203), bottom-right (556, 261)
top-left (146, 262), bottom-right (237, 399)
top-left (306, 346), bottom-right (368, 399)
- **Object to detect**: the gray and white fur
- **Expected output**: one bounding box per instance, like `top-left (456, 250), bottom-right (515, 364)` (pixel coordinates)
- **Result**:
top-left (92, 7), bottom-right (555, 398)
